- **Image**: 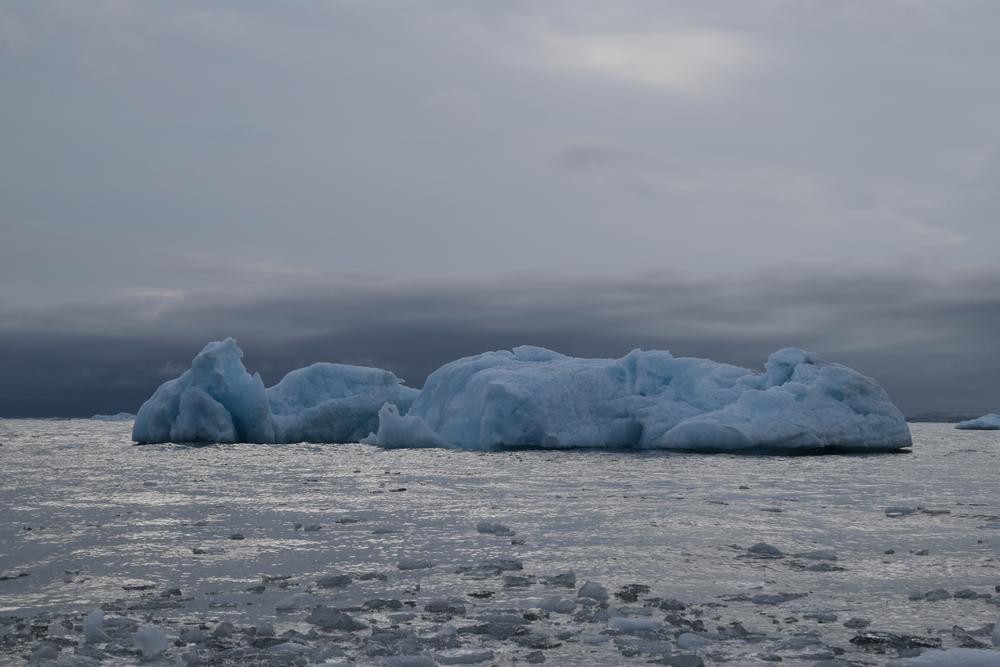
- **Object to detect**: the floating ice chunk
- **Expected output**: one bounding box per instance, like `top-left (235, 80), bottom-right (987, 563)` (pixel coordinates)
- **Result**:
top-left (885, 506), bottom-right (917, 517)
top-left (956, 413), bottom-right (1000, 430)
top-left (133, 338), bottom-right (416, 444)
top-left (436, 648), bottom-right (495, 664)
top-left (424, 599), bottom-right (466, 614)
top-left (269, 642), bottom-right (310, 655)
top-left (398, 558), bottom-right (434, 571)
top-left (384, 657), bottom-right (437, 667)
top-left (889, 648), bottom-right (1000, 666)
top-left (316, 573), bottom-right (352, 588)
top-left (305, 606), bottom-right (367, 631)
top-left (29, 643), bottom-right (59, 661)
top-left (134, 624), bottom-right (168, 659)
top-left (276, 594), bottom-right (309, 611)
top-left (372, 346), bottom-right (911, 453)
top-left (578, 581), bottom-right (609, 602)
top-left (746, 542), bottom-right (784, 558)
top-left (476, 521), bottom-right (514, 536)
top-left (91, 412), bottom-right (135, 422)
top-left (82, 609), bottom-right (108, 643)
top-left (608, 616), bottom-right (661, 632)
top-left (677, 632), bottom-right (710, 649)
top-left (544, 572), bottom-right (577, 588)
top-left (538, 596), bottom-right (577, 613)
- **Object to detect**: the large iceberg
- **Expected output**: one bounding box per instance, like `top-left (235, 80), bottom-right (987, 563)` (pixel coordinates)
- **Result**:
top-left (955, 413), bottom-right (1000, 430)
top-left (370, 346), bottom-right (912, 453)
top-left (132, 339), bottom-right (418, 444)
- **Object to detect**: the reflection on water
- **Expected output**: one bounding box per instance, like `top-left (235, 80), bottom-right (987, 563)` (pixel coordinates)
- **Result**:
top-left (0, 420), bottom-right (998, 661)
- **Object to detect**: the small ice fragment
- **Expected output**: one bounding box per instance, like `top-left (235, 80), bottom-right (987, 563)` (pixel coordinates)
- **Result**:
top-left (608, 616), bottom-right (660, 632)
top-left (134, 624), bottom-right (169, 659)
top-left (383, 657), bottom-right (436, 667)
top-left (305, 606), bottom-right (367, 631)
top-left (83, 609), bottom-right (109, 643)
top-left (543, 571), bottom-right (576, 587)
top-left (270, 642), bottom-right (310, 654)
top-left (363, 599), bottom-right (404, 611)
top-left (29, 643), bottom-right (59, 661)
top-left (92, 412), bottom-right (135, 422)
top-left (276, 594), bottom-right (307, 611)
top-left (885, 506), bottom-right (917, 517)
top-left (212, 621), bottom-right (235, 638)
top-left (803, 612), bottom-right (838, 623)
top-left (677, 632), bottom-right (710, 649)
top-left (436, 648), bottom-right (495, 664)
top-left (179, 628), bottom-right (208, 643)
top-left (890, 648), bottom-right (1000, 666)
top-left (317, 573), bottom-right (352, 588)
top-left (538, 596), bottom-right (577, 613)
top-left (578, 581), bottom-right (609, 602)
top-left (615, 584), bottom-right (651, 602)
top-left (423, 599), bottom-right (466, 615)
top-left (923, 589), bottom-right (951, 601)
top-left (476, 521), bottom-right (514, 536)
top-left (747, 542), bottom-right (784, 558)
top-left (398, 558), bottom-right (434, 571)
top-left (504, 574), bottom-right (536, 587)
top-left (388, 612), bottom-right (417, 622)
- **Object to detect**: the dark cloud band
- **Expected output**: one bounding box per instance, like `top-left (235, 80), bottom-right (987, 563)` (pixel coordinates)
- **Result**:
top-left (1, 271), bottom-right (997, 417)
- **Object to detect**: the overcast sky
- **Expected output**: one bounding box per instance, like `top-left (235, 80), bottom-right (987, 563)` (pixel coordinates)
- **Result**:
top-left (1, 1), bottom-right (999, 416)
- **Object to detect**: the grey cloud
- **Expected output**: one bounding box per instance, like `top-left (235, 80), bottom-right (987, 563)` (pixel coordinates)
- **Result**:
top-left (2, 1), bottom-right (999, 419)
top-left (2, 1), bottom-right (1000, 305)
top-left (553, 143), bottom-right (658, 171)
top-left (1, 271), bottom-right (998, 417)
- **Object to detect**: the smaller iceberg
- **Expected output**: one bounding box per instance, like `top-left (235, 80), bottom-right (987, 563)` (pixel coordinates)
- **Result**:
top-left (955, 413), bottom-right (1000, 430)
top-left (132, 339), bottom-right (417, 444)
top-left (92, 412), bottom-right (136, 422)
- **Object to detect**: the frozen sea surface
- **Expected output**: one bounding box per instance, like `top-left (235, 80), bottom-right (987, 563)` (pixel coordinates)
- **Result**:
top-left (0, 421), bottom-right (998, 665)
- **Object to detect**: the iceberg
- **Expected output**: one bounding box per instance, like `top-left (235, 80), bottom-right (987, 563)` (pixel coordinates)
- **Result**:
top-left (371, 346), bottom-right (912, 453)
top-left (888, 648), bottom-right (1000, 667)
top-left (132, 339), bottom-right (418, 444)
top-left (91, 412), bottom-right (136, 422)
top-left (955, 413), bottom-right (1000, 430)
